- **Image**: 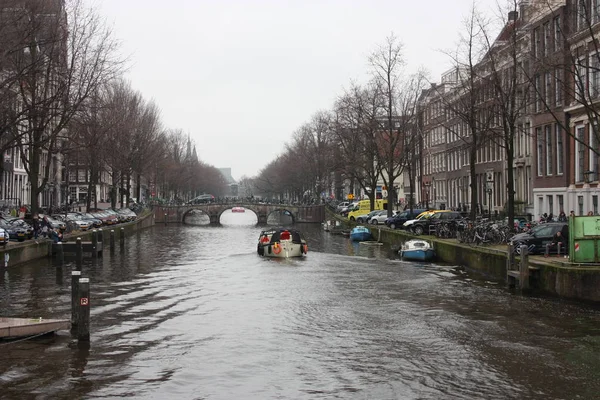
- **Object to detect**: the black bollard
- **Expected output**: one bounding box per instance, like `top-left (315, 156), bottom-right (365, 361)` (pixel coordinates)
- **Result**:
top-left (110, 230), bottom-right (115, 251)
top-left (56, 242), bottom-right (64, 266)
top-left (120, 227), bottom-right (125, 249)
top-left (76, 237), bottom-right (83, 270)
top-left (520, 245), bottom-right (530, 290)
top-left (164, 212), bottom-right (167, 226)
top-left (91, 230), bottom-right (98, 259)
top-left (97, 228), bottom-right (103, 256)
top-left (77, 277), bottom-right (90, 342)
top-left (71, 270), bottom-right (81, 328)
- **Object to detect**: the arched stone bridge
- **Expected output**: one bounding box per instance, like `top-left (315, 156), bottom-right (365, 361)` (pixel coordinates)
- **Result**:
top-left (154, 203), bottom-right (325, 225)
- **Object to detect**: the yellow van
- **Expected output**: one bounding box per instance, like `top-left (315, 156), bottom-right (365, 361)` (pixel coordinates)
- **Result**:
top-left (348, 199), bottom-right (388, 221)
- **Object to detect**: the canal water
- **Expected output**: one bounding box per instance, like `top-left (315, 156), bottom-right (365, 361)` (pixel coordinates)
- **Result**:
top-left (1, 213), bottom-right (599, 399)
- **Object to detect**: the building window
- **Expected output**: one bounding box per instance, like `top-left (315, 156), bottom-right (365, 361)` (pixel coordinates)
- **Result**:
top-left (591, 54), bottom-right (600, 98)
top-left (546, 125), bottom-right (553, 175)
top-left (543, 22), bottom-right (551, 57)
top-left (553, 16), bottom-right (561, 52)
top-left (537, 127), bottom-right (544, 176)
top-left (555, 68), bottom-right (562, 106)
top-left (576, 57), bottom-right (587, 101)
top-left (576, 125), bottom-right (585, 182)
top-left (594, 195), bottom-right (599, 215)
top-left (556, 124), bottom-right (564, 175)
top-left (547, 195), bottom-right (554, 214)
top-left (590, 129), bottom-right (598, 180)
top-left (594, 0), bottom-right (600, 24)
top-left (545, 72), bottom-right (552, 105)
top-left (525, 122), bottom-right (531, 156)
top-left (533, 27), bottom-right (540, 57)
top-left (558, 194), bottom-right (564, 213)
top-left (535, 74), bottom-right (542, 112)
top-left (578, 0), bottom-right (588, 31)
top-left (579, 195), bottom-right (584, 215)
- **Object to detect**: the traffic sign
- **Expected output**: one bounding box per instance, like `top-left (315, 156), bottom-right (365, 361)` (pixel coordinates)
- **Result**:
top-left (80, 297), bottom-right (89, 306)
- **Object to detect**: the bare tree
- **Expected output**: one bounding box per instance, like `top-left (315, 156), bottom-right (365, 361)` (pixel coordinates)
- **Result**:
top-left (3, 0), bottom-right (122, 213)
top-left (333, 81), bottom-right (384, 210)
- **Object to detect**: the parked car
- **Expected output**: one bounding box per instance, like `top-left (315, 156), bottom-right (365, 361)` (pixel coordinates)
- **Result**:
top-left (369, 210), bottom-right (394, 225)
top-left (509, 222), bottom-right (568, 255)
top-left (410, 211), bottom-right (463, 235)
top-left (40, 214), bottom-right (66, 232)
top-left (0, 227), bottom-right (8, 245)
top-left (187, 194), bottom-right (215, 204)
top-left (335, 201), bottom-right (351, 214)
top-left (0, 219), bottom-right (27, 242)
top-left (355, 210), bottom-right (383, 224)
top-left (403, 210), bottom-right (445, 230)
top-left (385, 208), bottom-right (428, 229)
top-left (4, 217), bottom-right (34, 239)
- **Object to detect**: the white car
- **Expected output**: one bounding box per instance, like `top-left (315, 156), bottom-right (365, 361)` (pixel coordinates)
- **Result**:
top-left (368, 210), bottom-right (394, 225)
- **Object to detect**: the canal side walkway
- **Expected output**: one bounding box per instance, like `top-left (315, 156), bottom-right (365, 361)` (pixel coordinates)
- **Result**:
top-left (326, 210), bottom-right (600, 303)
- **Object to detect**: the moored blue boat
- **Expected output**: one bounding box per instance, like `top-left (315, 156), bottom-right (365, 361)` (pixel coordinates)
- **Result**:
top-left (350, 225), bottom-right (372, 242)
top-left (400, 239), bottom-right (435, 261)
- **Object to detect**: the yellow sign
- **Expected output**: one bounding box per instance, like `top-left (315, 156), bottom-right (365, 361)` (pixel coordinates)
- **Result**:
top-left (347, 194), bottom-right (354, 200)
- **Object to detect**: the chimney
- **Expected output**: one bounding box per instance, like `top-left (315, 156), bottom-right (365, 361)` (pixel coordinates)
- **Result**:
top-left (508, 10), bottom-right (518, 21)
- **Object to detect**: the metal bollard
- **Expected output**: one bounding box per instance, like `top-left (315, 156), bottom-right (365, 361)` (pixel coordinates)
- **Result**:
top-left (76, 237), bottom-right (83, 270)
top-left (71, 270), bottom-right (81, 328)
top-left (77, 277), bottom-right (90, 342)
top-left (56, 242), bottom-right (64, 266)
top-left (164, 213), bottom-right (167, 226)
top-left (120, 227), bottom-right (125, 248)
top-left (519, 245), bottom-right (530, 290)
top-left (110, 230), bottom-right (115, 252)
top-left (92, 230), bottom-right (98, 259)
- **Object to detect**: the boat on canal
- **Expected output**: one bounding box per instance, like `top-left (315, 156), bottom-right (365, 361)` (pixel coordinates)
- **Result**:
top-left (232, 207), bottom-right (245, 213)
top-left (257, 227), bottom-right (308, 258)
top-left (0, 317), bottom-right (70, 340)
top-left (350, 225), bottom-right (372, 242)
top-left (399, 239), bottom-right (435, 261)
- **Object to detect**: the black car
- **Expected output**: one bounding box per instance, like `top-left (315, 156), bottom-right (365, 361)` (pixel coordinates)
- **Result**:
top-left (411, 211), bottom-right (463, 235)
top-left (509, 222), bottom-right (568, 255)
top-left (385, 208), bottom-right (428, 229)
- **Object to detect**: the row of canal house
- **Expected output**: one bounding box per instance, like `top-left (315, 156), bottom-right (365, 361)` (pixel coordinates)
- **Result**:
top-left (416, 0), bottom-right (600, 219)
top-left (0, 0), bottom-right (148, 212)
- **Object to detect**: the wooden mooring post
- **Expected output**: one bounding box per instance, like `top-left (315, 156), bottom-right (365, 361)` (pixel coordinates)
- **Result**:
top-left (506, 244), bottom-right (530, 290)
top-left (77, 277), bottom-right (90, 342)
top-left (120, 227), bottom-right (125, 249)
top-left (71, 270), bottom-right (81, 328)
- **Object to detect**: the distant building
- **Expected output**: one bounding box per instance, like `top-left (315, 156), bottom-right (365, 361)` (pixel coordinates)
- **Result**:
top-left (218, 168), bottom-right (238, 197)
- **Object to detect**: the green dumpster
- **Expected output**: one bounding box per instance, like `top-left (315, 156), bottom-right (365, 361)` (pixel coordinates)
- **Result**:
top-left (569, 216), bottom-right (600, 263)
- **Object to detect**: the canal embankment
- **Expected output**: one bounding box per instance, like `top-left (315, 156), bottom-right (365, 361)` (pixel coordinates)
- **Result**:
top-left (326, 210), bottom-right (600, 303)
top-left (0, 211), bottom-right (156, 267)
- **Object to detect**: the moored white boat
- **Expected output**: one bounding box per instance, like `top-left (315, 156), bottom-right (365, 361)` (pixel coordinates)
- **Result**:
top-left (400, 239), bottom-right (435, 261)
top-left (232, 207), bottom-right (245, 213)
top-left (257, 228), bottom-right (308, 258)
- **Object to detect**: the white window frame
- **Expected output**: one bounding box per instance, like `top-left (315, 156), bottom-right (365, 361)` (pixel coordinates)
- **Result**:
top-left (576, 125), bottom-right (585, 182)
top-left (590, 129), bottom-right (598, 181)
top-left (546, 125), bottom-right (553, 175)
top-left (537, 127), bottom-right (544, 176)
top-left (556, 124), bottom-right (564, 175)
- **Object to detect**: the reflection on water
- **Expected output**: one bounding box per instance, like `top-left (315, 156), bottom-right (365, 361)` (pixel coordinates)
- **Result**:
top-left (0, 223), bottom-right (599, 399)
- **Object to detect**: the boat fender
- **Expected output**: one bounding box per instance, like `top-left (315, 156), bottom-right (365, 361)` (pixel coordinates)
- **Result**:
top-left (273, 243), bottom-right (281, 254)
top-left (303, 244), bottom-right (308, 254)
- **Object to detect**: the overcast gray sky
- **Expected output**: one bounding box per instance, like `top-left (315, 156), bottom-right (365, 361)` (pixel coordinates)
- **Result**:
top-left (96, 0), bottom-right (498, 181)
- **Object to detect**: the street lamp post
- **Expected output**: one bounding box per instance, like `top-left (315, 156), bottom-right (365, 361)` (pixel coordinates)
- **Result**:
top-left (486, 180), bottom-right (493, 220)
top-left (424, 182), bottom-right (431, 209)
